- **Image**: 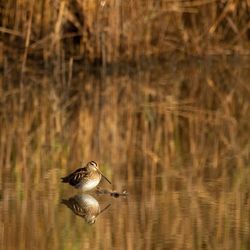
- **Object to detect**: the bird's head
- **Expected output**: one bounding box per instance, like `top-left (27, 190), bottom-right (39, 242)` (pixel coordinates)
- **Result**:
top-left (86, 161), bottom-right (98, 171)
top-left (86, 161), bottom-right (111, 185)
top-left (85, 215), bottom-right (97, 225)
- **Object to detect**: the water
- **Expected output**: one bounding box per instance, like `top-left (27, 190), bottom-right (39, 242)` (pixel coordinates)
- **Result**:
top-left (2, 171), bottom-right (250, 249)
top-left (0, 59), bottom-right (250, 249)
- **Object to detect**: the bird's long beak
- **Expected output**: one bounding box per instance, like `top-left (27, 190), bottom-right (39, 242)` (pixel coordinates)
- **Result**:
top-left (96, 168), bottom-right (111, 184)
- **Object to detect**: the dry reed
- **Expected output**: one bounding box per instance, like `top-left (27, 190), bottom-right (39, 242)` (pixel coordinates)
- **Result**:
top-left (0, 2), bottom-right (250, 248)
top-left (1, 0), bottom-right (250, 67)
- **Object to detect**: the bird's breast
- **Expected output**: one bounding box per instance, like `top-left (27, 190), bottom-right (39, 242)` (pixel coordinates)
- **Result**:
top-left (76, 174), bottom-right (101, 191)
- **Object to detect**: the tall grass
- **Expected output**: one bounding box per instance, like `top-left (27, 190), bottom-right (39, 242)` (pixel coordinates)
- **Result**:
top-left (1, 0), bottom-right (250, 67)
top-left (1, 1), bottom-right (250, 249)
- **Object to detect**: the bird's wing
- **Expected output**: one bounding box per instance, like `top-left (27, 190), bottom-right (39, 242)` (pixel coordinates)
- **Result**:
top-left (62, 197), bottom-right (87, 218)
top-left (61, 167), bottom-right (89, 186)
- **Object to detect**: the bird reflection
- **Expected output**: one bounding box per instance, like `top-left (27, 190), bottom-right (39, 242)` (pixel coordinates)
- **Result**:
top-left (62, 194), bottom-right (110, 224)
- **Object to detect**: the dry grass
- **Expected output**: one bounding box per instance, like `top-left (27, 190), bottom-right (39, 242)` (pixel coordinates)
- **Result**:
top-left (1, 1), bottom-right (250, 249)
top-left (1, 0), bottom-right (250, 67)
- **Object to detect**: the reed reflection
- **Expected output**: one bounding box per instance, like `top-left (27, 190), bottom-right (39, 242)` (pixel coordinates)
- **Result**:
top-left (62, 194), bottom-right (110, 224)
top-left (1, 60), bottom-right (249, 249)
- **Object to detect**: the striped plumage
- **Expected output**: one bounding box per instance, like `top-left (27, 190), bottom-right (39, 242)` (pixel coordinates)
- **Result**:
top-left (62, 194), bottom-right (100, 224)
top-left (61, 161), bottom-right (111, 191)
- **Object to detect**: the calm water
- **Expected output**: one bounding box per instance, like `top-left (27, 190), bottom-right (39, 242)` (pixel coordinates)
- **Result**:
top-left (1, 59), bottom-right (250, 249)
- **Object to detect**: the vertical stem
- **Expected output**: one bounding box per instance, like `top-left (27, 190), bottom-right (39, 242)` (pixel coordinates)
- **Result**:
top-left (101, 31), bottom-right (106, 75)
top-left (20, 0), bottom-right (35, 108)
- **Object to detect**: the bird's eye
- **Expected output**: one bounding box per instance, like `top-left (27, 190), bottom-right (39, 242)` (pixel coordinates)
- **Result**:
top-left (90, 161), bottom-right (97, 167)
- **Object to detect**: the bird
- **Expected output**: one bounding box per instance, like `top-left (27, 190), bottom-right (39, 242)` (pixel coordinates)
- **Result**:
top-left (62, 194), bottom-right (111, 224)
top-left (61, 161), bottom-right (111, 191)
top-left (61, 194), bottom-right (101, 224)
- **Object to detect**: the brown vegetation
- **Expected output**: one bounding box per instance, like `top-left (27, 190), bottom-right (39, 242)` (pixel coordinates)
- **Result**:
top-left (1, 1), bottom-right (250, 249)
top-left (1, 0), bottom-right (250, 67)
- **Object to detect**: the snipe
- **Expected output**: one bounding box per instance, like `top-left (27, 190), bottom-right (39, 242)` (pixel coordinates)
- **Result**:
top-left (61, 161), bottom-right (111, 192)
top-left (62, 194), bottom-right (100, 224)
top-left (62, 194), bottom-right (111, 224)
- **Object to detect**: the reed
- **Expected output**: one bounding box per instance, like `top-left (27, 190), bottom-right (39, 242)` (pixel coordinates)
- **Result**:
top-left (1, 0), bottom-right (250, 66)
top-left (1, 1), bottom-right (250, 249)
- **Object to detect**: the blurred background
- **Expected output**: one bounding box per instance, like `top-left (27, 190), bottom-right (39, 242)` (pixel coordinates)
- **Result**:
top-left (0, 0), bottom-right (250, 249)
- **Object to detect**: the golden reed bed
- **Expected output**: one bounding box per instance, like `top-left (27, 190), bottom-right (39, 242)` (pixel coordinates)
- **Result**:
top-left (0, 60), bottom-right (250, 250)
top-left (1, 0), bottom-right (250, 67)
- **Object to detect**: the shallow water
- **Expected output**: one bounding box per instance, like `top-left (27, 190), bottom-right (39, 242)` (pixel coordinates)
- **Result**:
top-left (2, 171), bottom-right (250, 249)
top-left (0, 59), bottom-right (250, 249)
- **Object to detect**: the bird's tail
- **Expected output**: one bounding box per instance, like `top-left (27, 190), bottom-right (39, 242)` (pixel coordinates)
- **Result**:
top-left (61, 176), bottom-right (68, 183)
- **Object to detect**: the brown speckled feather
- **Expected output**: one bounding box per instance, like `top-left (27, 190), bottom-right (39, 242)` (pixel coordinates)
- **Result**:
top-left (62, 197), bottom-right (88, 218)
top-left (61, 167), bottom-right (89, 186)
top-left (61, 161), bottom-right (110, 191)
top-left (62, 194), bottom-right (101, 224)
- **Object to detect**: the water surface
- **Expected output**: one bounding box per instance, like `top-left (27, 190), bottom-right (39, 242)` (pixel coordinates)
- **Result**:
top-left (1, 59), bottom-right (250, 249)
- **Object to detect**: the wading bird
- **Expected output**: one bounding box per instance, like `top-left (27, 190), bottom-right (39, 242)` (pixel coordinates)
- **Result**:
top-left (61, 161), bottom-right (111, 191)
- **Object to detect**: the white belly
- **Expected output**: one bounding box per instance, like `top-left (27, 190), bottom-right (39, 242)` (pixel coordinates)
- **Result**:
top-left (77, 178), bottom-right (101, 192)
